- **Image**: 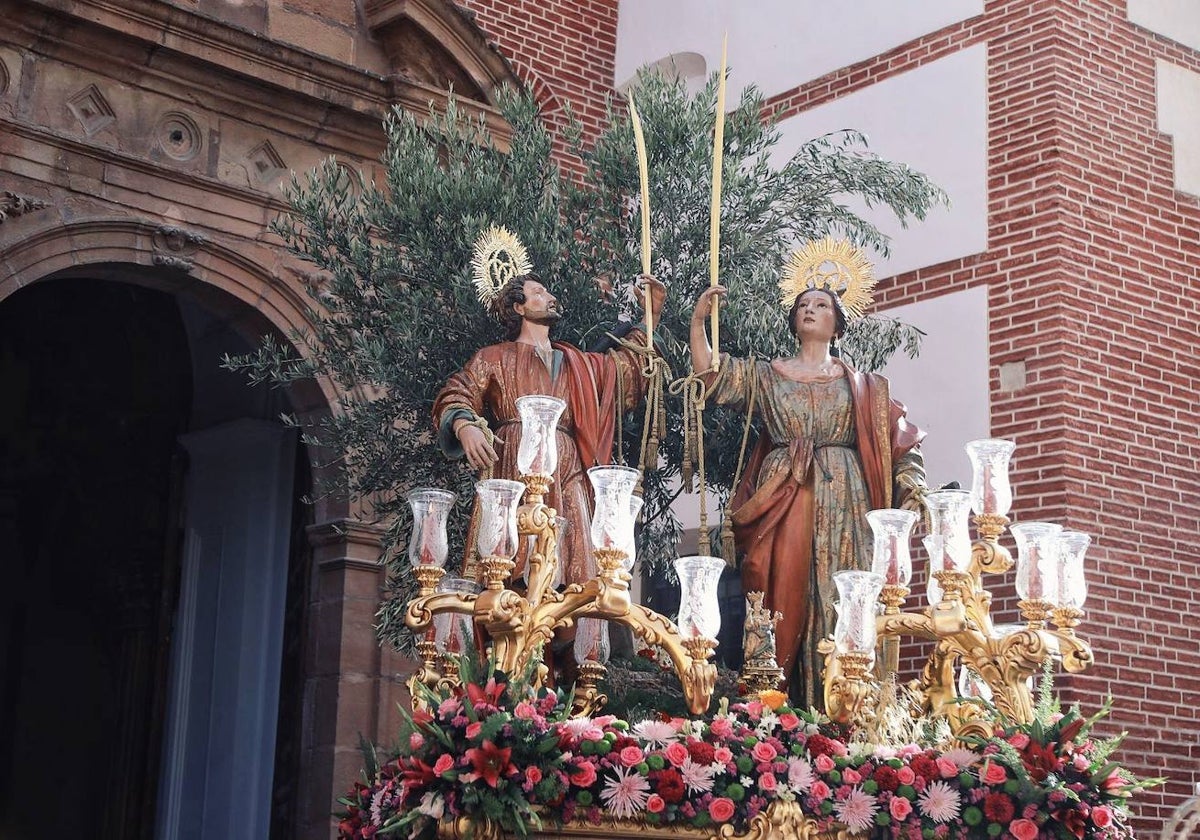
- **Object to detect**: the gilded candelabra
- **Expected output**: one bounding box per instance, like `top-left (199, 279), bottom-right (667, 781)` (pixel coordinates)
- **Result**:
top-left (403, 395), bottom-right (720, 716)
top-left (822, 439), bottom-right (1095, 736)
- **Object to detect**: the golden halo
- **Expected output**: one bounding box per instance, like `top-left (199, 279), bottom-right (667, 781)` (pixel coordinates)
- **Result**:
top-left (471, 225), bottom-right (533, 307)
top-left (778, 237), bottom-right (876, 321)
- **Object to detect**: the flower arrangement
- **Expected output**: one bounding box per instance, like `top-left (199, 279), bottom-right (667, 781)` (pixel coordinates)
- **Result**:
top-left (337, 660), bottom-right (1156, 840)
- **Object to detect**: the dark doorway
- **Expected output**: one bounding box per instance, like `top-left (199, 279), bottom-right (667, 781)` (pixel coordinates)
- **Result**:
top-left (0, 278), bottom-right (191, 838)
top-left (0, 275), bottom-right (311, 839)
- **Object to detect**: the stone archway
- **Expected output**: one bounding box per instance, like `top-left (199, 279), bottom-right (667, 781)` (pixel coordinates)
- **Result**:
top-left (0, 219), bottom-right (399, 840)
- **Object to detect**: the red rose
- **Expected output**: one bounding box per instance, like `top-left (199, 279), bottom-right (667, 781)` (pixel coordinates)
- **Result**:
top-left (1010, 818), bottom-right (1039, 840)
top-left (709, 797), bottom-right (736, 822)
top-left (646, 794), bottom-right (666, 814)
top-left (984, 793), bottom-right (1016, 823)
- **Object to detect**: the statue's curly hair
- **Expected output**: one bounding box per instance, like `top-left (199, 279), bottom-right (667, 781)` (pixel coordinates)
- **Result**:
top-left (493, 274), bottom-right (537, 340)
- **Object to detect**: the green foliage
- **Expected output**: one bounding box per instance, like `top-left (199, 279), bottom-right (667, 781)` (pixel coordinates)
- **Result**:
top-left (227, 70), bottom-right (947, 651)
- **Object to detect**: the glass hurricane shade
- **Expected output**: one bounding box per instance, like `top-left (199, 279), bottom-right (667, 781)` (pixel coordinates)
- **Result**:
top-left (1011, 522), bottom-right (1064, 602)
top-left (475, 479), bottom-right (526, 560)
top-left (1055, 530), bottom-right (1091, 609)
top-left (922, 534), bottom-right (946, 606)
top-left (867, 508), bottom-right (918, 587)
top-left (832, 570), bottom-right (884, 656)
top-left (406, 488), bottom-right (457, 567)
top-left (924, 489), bottom-right (973, 572)
top-left (433, 577), bottom-right (481, 654)
top-left (587, 465), bottom-right (640, 553)
top-left (515, 395), bottom-right (566, 476)
top-left (620, 495), bottom-right (644, 572)
top-left (965, 438), bottom-right (1016, 516)
top-left (674, 555), bottom-right (726, 639)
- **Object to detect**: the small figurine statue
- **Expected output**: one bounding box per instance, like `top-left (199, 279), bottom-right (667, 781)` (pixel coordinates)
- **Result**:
top-left (740, 590), bottom-right (785, 695)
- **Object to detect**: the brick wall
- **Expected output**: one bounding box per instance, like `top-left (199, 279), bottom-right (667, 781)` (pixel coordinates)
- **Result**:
top-left (769, 0), bottom-right (1200, 829)
top-left (461, 0), bottom-right (620, 155)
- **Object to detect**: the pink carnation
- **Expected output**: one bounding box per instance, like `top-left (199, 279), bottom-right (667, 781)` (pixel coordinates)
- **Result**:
top-left (410, 732), bottom-right (425, 750)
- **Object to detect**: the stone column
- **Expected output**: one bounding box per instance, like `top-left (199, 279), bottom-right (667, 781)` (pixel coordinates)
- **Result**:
top-left (298, 519), bottom-right (413, 840)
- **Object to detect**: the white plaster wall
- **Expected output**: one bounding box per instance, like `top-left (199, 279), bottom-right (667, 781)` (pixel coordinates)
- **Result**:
top-left (615, 0), bottom-right (982, 96)
top-left (879, 286), bottom-right (991, 489)
top-left (1128, 0), bottom-right (1200, 52)
top-left (1156, 60), bottom-right (1200, 197)
top-left (770, 45), bottom-right (989, 278)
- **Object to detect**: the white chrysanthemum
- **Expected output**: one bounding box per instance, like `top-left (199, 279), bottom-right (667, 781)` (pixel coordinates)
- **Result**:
top-left (370, 788), bottom-right (387, 826)
top-left (918, 780), bottom-right (962, 824)
top-left (833, 787), bottom-right (879, 834)
top-left (559, 717), bottom-right (594, 738)
top-left (679, 758), bottom-right (717, 794)
top-left (941, 747), bottom-right (982, 769)
top-left (755, 711), bottom-right (780, 736)
top-left (787, 756), bottom-right (815, 794)
top-left (599, 766), bottom-right (651, 819)
top-left (632, 719), bottom-right (681, 747)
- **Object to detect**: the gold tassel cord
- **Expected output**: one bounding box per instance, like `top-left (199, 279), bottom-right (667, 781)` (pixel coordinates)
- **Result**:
top-left (669, 369), bottom-right (713, 554)
top-left (605, 332), bottom-right (672, 494)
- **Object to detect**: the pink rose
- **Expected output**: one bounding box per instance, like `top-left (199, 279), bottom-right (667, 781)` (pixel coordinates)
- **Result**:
top-left (513, 701), bottom-right (537, 720)
top-left (897, 766), bottom-right (916, 785)
top-left (752, 742), bottom-right (778, 763)
top-left (646, 794), bottom-right (665, 814)
top-left (746, 701), bottom-right (765, 719)
top-left (665, 742), bottom-right (690, 767)
top-left (779, 713), bottom-right (801, 731)
top-left (843, 768), bottom-right (861, 784)
top-left (815, 754), bottom-right (836, 773)
top-left (709, 797), bottom-right (736, 822)
top-left (526, 765), bottom-right (542, 785)
top-left (466, 722), bottom-right (483, 740)
top-left (709, 718), bottom-right (734, 739)
top-left (715, 746), bottom-right (733, 764)
top-left (1072, 753), bottom-right (1090, 771)
top-left (1010, 818), bottom-right (1039, 840)
top-left (433, 754), bottom-right (454, 775)
top-left (890, 796), bottom-right (913, 821)
top-left (570, 761), bottom-right (597, 788)
top-left (583, 726), bottom-right (604, 741)
top-left (619, 745), bottom-right (645, 767)
top-left (983, 762), bottom-right (1008, 785)
top-left (759, 772), bottom-right (778, 791)
top-left (811, 780), bottom-right (831, 800)
top-left (1008, 733), bottom-right (1031, 749)
top-left (937, 757), bottom-right (959, 778)
top-left (1092, 806), bottom-right (1113, 828)
top-left (409, 732), bottom-right (424, 750)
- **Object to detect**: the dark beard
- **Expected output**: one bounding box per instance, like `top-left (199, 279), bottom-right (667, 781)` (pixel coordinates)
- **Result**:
top-left (524, 308), bottom-right (563, 327)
